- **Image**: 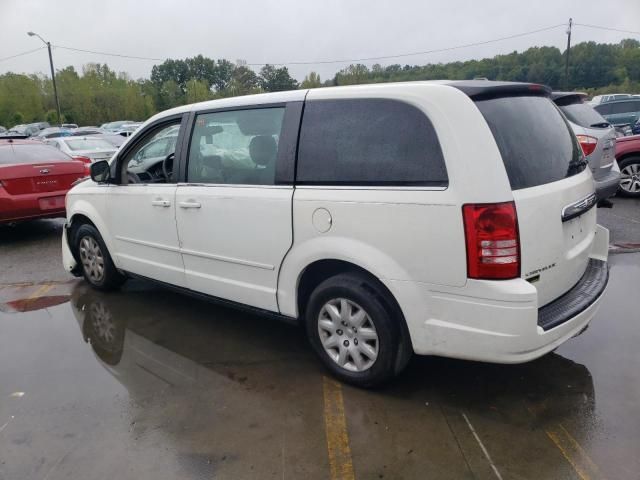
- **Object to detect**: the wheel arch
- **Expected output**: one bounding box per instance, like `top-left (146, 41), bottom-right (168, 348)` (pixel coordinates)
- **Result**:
top-left (289, 258), bottom-right (414, 370)
top-left (617, 152), bottom-right (640, 165)
top-left (67, 200), bottom-right (116, 266)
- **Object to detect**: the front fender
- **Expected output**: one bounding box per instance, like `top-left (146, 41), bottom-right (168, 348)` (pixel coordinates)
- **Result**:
top-left (66, 195), bottom-right (116, 266)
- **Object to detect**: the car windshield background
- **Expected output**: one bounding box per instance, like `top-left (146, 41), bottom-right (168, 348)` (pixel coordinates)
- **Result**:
top-left (65, 138), bottom-right (115, 151)
top-left (475, 96), bottom-right (585, 190)
top-left (559, 102), bottom-right (609, 128)
top-left (296, 99), bottom-right (448, 186)
top-left (0, 144), bottom-right (71, 164)
top-left (187, 107), bottom-right (285, 186)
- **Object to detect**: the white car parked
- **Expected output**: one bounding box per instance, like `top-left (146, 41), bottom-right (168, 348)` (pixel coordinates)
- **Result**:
top-left (45, 136), bottom-right (118, 163)
top-left (62, 81), bottom-right (609, 387)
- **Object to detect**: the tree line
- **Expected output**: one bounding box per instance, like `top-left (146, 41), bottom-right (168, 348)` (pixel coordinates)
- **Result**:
top-left (1, 38), bottom-right (638, 128)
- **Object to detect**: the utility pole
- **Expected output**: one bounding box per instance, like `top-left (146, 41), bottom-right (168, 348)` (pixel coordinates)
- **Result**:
top-left (27, 32), bottom-right (62, 126)
top-left (564, 18), bottom-right (572, 91)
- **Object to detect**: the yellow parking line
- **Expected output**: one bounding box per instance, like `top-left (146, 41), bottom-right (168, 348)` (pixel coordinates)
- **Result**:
top-left (546, 424), bottom-right (606, 480)
top-left (27, 283), bottom-right (54, 300)
top-left (323, 376), bottom-right (355, 480)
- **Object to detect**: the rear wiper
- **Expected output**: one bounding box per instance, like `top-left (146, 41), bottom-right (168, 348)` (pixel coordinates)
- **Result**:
top-left (589, 122), bottom-right (610, 128)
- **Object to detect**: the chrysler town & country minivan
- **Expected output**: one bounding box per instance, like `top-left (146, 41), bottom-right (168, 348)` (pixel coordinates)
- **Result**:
top-left (62, 81), bottom-right (609, 386)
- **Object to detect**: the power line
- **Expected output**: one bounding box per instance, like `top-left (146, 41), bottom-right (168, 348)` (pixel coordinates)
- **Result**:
top-left (53, 45), bottom-right (164, 61)
top-left (4, 21), bottom-right (635, 70)
top-left (48, 23), bottom-right (565, 67)
top-left (245, 23), bottom-right (567, 65)
top-left (0, 46), bottom-right (45, 63)
top-left (574, 23), bottom-right (640, 36)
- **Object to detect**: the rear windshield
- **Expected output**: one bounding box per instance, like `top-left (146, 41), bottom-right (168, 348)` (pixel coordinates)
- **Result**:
top-left (558, 102), bottom-right (609, 128)
top-left (0, 144), bottom-right (72, 164)
top-left (475, 96), bottom-right (586, 190)
top-left (64, 138), bottom-right (115, 151)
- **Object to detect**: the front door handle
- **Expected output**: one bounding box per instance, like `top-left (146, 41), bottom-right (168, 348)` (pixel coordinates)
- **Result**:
top-left (178, 201), bottom-right (202, 209)
top-left (151, 199), bottom-right (171, 207)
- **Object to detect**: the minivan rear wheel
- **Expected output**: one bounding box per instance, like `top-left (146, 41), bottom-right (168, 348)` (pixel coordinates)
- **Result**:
top-left (618, 156), bottom-right (640, 197)
top-left (305, 273), bottom-right (402, 387)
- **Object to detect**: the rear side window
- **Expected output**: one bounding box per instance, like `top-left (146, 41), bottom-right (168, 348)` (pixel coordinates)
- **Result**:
top-left (558, 102), bottom-right (609, 128)
top-left (609, 100), bottom-right (640, 114)
top-left (475, 96), bottom-right (586, 190)
top-left (296, 99), bottom-right (448, 186)
top-left (594, 103), bottom-right (612, 115)
top-left (0, 144), bottom-right (72, 164)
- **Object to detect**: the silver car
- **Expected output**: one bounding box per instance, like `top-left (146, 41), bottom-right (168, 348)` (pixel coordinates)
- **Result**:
top-left (553, 92), bottom-right (620, 200)
top-left (44, 136), bottom-right (117, 163)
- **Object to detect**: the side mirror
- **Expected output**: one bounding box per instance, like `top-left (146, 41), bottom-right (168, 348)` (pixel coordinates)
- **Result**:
top-left (90, 160), bottom-right (110, 183)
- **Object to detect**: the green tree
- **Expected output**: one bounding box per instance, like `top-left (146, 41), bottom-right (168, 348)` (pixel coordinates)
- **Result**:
top-left (226, 65), bottom-right (261, 96)
top-left (300, 71), bottom-right (322, 88)
top-left (259, 65), bottom-right (298, 92)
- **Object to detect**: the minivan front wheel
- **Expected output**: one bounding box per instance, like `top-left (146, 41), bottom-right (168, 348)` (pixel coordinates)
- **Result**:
top-left (305, 273), bottom-right (402, 387)
top-left (74, 224), bottom-right (125, 291)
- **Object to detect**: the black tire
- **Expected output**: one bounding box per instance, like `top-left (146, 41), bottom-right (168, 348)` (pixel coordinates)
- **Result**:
top-left (74, 224), bottom-right (125, 291)
top-left (305, 273), bottom-right (407, 388)
top-left (618, 156), bottom-right (640, 198)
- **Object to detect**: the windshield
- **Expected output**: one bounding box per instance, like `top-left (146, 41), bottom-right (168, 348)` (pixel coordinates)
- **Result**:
top-left (64, 138), bottom-right (115, 151)
top-left (475, 95), bottom-right (586, 190)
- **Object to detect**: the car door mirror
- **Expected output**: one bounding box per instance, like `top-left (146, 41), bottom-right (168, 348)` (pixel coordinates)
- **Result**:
top-left (90, 160), bottom-right (111, 183)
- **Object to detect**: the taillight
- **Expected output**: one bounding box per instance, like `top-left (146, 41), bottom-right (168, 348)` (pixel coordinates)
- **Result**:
top-left (73, 155), bottom-right (92, 176)
top-left (576, 134), bottom-right (598, 156)
top-left (462, 202), bottom-right (520, 280)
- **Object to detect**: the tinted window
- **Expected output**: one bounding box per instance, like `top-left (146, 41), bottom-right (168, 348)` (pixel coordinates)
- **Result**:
top-left (594, 103), bottom-right (612, 115)
top-left (296, 99), bottom-right (447, 186)
top-left (559, 102), bottom-right (609, 128)
top-left (475, 96), bottom-right (586, 190)
top-left (609, 101), bottom-right (635, 114)
top-left (187, 107), bottom-right (285, 185)
top-left (0, 144), bottom-right (72, 164)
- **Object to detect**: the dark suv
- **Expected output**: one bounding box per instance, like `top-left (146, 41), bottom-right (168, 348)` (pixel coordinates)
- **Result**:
top-left (594, 99), bottom-right (640, 135)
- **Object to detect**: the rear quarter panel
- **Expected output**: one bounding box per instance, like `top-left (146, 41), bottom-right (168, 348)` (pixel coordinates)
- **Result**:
top-left (277, 83), bottom-right (514, 318)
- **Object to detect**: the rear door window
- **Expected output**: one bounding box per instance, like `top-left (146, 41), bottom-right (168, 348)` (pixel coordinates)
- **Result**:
top-left (296, 99), bottom-right (448, 186)
top-left (475, 96), bottom-right (586, 190)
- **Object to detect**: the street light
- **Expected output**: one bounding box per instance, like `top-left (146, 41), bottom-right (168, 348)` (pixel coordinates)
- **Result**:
top-left (27, 31), bottom-right (62, 126)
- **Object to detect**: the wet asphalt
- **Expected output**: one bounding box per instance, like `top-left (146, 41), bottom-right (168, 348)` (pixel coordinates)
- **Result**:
top-left (0, 208), bottom-right (639, 480)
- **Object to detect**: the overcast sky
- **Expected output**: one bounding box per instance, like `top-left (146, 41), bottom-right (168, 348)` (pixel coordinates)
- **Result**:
top-left (1, 0), bottom-right (639, 82)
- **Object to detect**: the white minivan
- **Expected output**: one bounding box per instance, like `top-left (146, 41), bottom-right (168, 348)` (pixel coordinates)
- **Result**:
top-left (62, 81), bottom-right (609, 387)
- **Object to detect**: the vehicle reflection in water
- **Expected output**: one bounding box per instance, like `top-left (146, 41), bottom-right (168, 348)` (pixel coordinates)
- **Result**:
top-left (70, 280), bottom-right (596, 430)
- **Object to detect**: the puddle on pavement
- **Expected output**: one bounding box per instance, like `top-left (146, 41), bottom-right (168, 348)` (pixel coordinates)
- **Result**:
top-left (0, 254), bottom-right (638, 479)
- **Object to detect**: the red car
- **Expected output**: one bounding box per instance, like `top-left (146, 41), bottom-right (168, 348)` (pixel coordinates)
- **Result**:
top-left (616, 134), bottom-right (640, 197)
top-left (0, 138), bottom-right (90, 224)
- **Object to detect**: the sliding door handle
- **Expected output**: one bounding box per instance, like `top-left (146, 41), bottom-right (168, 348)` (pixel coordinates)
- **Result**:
top-left (151, 199), bottom-right (171, 207)
top-left (178, 201), bottom-right (202, 209)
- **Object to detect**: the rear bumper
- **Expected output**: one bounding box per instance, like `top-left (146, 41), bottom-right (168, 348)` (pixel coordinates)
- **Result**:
top-left (386, 225), bottom-right (610, 364)
top-left (594, 166), bottom-right (620, 200)
top-left (0, 188), bottom-right (67, 223)
top-left (538, 258), bottom-right (608, 331)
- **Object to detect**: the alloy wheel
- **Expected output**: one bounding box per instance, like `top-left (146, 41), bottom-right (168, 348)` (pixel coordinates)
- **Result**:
top-left (79, 236), bottom-right (105, 282)
top-left (620, 163), bottom-right (640, 194)
top-left (317, 298), bottom-right (379, 372)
